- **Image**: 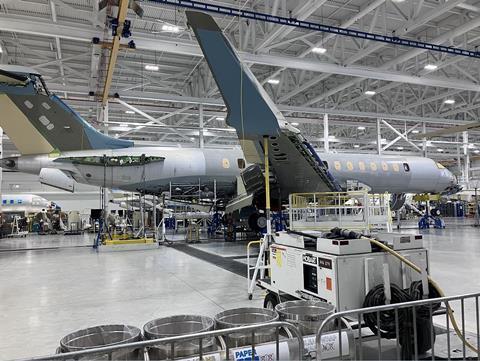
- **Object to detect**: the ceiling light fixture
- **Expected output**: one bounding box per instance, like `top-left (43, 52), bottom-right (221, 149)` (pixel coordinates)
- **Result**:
top-left (357, 126), bottom-right (366, 130)
top-left (215, 116), bottom-right (225, 121)
top-left (444, 99), bottom-right (455, 105)
top-left (354, 144), bottom-right (360, 148)
top-left (424, 64), bottom-right (438, 71)
top-left (0, 45), bottom-right (3, 54)
top-left (437, 148), bottom-right (444, 152)
top-left (145, 64), bottom-right (159, 71)
top-left (475, 150), bottom-right (480, 154)
top-left (119, 123), bottom-right (129, 127)
top-left (162, 24), bottom-right (180, 33)
top-left (397, 146), bottom-right (404, 150)
top-left (364, 90), bottom-right (376, 96)
top-left (312, 47), bottom-right (327, 54)
top-left (411, 130), bottom-right (420, 134)
top-left (291, 122), bottom-right (299, 126)
top-left (125, 110), bottom-right (135, 114)
top-left (267, 79), bottom-right (280, 85)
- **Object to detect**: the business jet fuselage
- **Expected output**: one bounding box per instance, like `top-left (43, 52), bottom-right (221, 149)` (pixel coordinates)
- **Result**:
top-left (3, 147), bottom-right (457, 197)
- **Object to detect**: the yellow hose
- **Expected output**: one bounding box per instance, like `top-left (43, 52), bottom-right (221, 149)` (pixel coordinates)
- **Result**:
top-left (363, 236), bottom-right (478, 353)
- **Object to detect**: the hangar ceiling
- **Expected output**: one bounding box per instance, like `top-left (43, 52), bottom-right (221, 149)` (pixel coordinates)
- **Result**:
top-left (1, 0), bottom-right (480, 163)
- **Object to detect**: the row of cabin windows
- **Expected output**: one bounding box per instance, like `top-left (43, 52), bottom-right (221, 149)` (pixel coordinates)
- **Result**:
top-left (2, 199), bottom-right (22, 205)
top-left (323, 161), bottom-right (410, 172)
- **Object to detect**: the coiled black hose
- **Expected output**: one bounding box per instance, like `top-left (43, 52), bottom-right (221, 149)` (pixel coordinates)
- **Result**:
top-left (363, 281), bottom-right (440, 359)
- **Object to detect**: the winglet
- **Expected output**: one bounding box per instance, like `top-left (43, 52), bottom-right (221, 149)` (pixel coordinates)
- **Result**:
top-left (186, 11), bottom-right (283, 139)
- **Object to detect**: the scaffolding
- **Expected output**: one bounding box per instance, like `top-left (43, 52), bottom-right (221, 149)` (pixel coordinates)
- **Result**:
top-left (289, 191), bottom-right (392, 234)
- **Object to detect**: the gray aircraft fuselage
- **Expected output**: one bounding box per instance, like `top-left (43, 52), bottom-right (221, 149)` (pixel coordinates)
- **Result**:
top-left (4, 146), bottom-right (457, 196)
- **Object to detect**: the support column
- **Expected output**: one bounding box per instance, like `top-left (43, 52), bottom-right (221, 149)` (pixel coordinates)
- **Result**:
top-left (463, 131), bottom-right (470, 187)
top-left (102, 103), bottom-right (109, 212)
top-left (152, 195), bottom-right (157, 240)
top-left (0, 127), bottom-right (3, 216)
top-left (199, 104), bottom-right (204, 148)
top-left (422, 122), bottom-right (427, 157)
top-left (456, 134), bottom-right (462, 178)
top-left (103, 101), bottom-right (109, 135)
top-left (376, 118), bottom-right (382, 155)
top-left (323, 113), bottom-right (329, 152)
top-left (263, 136), bottom-right (271, 236)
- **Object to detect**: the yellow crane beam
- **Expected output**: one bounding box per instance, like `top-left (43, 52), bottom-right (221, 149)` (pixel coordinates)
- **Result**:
top-left (101, 0), bottom-right (129, 105)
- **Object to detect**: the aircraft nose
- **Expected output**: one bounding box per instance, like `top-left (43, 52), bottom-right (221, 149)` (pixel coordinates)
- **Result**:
top-left (441, 169), bottom-right (460, 194)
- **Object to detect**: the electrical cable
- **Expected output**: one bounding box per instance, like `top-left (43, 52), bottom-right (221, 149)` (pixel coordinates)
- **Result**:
top-left (330, 227), bottom-right (479, 354)
top-left (362, 283), bottom-right (411, 339)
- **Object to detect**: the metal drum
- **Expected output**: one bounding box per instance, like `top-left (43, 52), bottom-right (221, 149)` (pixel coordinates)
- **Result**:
top-left (143, 314), bottom-right (215, 359)
top-left (59, 324), bottom-right (143, 360)
top-left (214, 307), bottom-right (279, 347)
top-left (276, 300), bottom-right (335, 336)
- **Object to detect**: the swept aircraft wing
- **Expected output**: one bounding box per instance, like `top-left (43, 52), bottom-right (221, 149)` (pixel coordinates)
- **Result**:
top-left (187, 11), bottom-right (340, 196)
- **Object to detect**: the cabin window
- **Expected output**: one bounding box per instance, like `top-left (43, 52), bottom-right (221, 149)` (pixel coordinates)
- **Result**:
top-left (322, 161), bottom-right (329, 169)
top-left (381, 162), bottom-right (388, 171)
top-left (17, 200), bottom-right (22, 204)
top-left (346, 161), bottom-right (354, 171)
top-left (2, 200), bottom-right (6, 205)
top-left (403, 163), bottom-right (410, 172)
top-left (358, 161), bottom-right (366, 171)
top-left (334, 161), bottom-right (342, 171)
top-left (370, 162), bottom-right (378, 171)
top-left (237, 158), bottom-right (246, 169)
top-left (9, 200), bottom-right (14, 204)
top-left (392, 163), bottom-right (400, 172)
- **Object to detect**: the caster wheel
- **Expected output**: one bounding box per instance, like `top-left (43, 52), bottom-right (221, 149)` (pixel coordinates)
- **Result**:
top-left (263, 292), bottom-right (279, 310)
top-left (248, 294), bottom-right (253, 300)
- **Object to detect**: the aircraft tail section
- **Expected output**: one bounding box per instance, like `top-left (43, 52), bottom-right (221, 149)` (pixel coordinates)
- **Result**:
top-left (0, 65), bottom-right (133, 155)
top-left (186, 11), bottom-right (283, 139)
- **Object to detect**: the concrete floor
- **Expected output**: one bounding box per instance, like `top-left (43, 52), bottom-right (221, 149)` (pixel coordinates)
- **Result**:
top-left (1, 223), bottom-right (480, 359)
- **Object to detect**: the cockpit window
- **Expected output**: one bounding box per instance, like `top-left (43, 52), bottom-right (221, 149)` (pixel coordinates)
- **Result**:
top-left (237, 158), bottom-right (246, 169)
top-left (436, 162), bottom-right (445, 169)
top-left (32, 75), bottom-right (49, 95)
top-left (403, 163), bottom-right (410, 172)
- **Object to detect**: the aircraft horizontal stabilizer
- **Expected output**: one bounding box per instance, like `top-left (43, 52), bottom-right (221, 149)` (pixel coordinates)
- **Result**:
top-left (39, 168), bottom-right (75, 192)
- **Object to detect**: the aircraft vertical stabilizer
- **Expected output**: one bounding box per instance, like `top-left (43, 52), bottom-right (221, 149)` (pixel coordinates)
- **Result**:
top-left (0, 66), bottom-right (133, 154)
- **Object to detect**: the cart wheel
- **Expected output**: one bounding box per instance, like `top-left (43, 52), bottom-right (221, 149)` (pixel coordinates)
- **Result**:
top-left (263, 292), bottom-right (279, 310)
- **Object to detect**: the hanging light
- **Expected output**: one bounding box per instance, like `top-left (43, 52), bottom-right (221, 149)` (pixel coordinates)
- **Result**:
top-left (312, 47), bottom-right (327, 54)
top-left (145, 64), bottom-right (159, 71)
top-left (424, 64), bottom-right (438, 71)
